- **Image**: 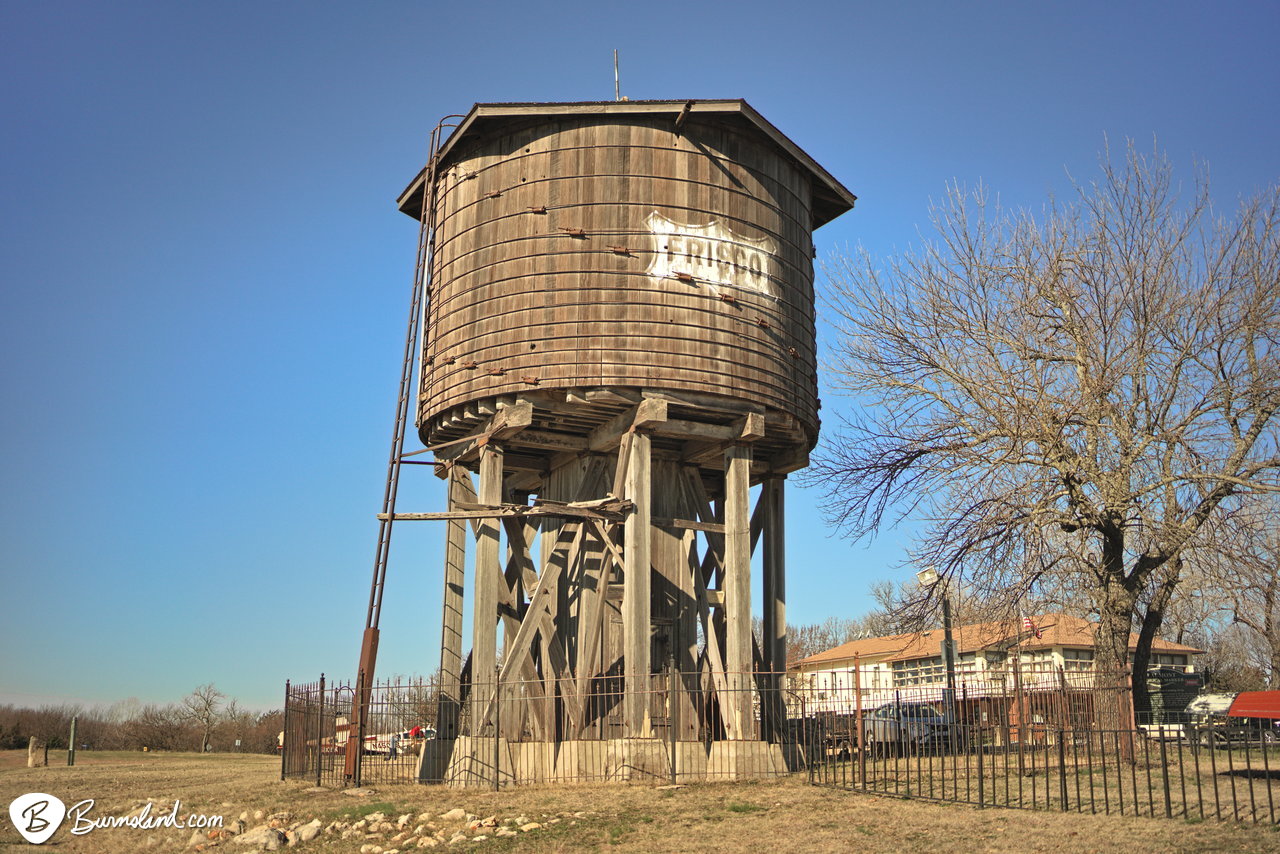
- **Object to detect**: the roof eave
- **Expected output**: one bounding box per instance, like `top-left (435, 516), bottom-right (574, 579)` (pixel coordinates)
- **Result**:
top-left (396, 99), bottom-right (857, 226)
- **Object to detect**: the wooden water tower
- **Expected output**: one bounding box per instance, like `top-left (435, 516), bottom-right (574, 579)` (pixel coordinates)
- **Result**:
top-left (360, 100), bottom-right (855, 785)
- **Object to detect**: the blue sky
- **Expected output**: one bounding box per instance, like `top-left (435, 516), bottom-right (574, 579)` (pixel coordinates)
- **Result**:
top-left (2, 1), bottom-right (1277, 710)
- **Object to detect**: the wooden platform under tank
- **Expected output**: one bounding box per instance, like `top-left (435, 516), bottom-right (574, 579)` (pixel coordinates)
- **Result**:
top-left (416, 737), bottom-right (794, 787)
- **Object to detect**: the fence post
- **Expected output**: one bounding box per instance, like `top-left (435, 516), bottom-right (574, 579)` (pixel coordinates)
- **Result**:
top-left (854, 654), bottom-right (865, 788)
top-left (354, 673), bottom-right (367, 788)
top-left (802, 694), bottom-right (813, 785)
top-left (1013, 652), bottom-right (1026, 776)
top-left (68, 716), bottom-right (77, 767)
top-left (976, 723), bottom-right (985, 808)
top-left (1158, 735), bottom-right (1172, 819)
top-left (668, 649), bottom-right (678, 785)
top-left (493, 666), bottom-right (501, 792)
top-left (1058, 726), bottom-right (1068, 811)
top-left (281, 679), bottom-right (290, 781)
top-left (317, 673), bottom-right (326, 788)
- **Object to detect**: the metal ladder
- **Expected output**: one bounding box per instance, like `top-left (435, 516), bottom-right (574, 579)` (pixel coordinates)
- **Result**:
top-left (347, 114), bottom-right (463, 785)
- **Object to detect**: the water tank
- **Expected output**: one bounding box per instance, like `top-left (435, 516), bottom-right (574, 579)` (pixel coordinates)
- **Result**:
top-left (397, 100), bottom-right (856, 470)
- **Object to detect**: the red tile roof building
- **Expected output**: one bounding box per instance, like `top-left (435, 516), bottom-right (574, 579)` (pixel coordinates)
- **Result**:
top-left (790, 613), bottom-right (1202, 715)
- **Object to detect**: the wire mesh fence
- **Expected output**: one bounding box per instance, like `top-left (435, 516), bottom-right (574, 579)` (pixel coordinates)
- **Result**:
top-left (281, 668), bottom-right (1278, 825)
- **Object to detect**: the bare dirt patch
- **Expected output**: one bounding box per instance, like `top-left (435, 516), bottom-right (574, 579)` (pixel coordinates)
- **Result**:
top-left (1, 751), bottom-right (1276, 853)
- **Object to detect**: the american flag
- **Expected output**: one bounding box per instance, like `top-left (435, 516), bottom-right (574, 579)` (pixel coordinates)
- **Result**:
top-left (1022, 616), bottom-right (1042, 639)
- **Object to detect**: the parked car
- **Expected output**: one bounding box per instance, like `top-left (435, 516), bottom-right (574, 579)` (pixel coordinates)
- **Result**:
top-left (1184, 691), bottom-right (1279, 748)
top-left (863, 701), bottom-right (961, 755)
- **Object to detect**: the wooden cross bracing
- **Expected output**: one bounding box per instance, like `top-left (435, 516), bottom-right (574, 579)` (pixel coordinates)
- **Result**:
top-left (415, 394), bottom-right (789, 746)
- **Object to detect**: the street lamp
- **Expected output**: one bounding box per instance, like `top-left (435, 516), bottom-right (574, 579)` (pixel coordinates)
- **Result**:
top-left (918, 567), bottom-right (958, 724)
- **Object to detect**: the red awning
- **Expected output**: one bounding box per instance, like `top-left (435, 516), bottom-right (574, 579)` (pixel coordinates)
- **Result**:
top-left (1228, 690), bottom-right (1280, 720)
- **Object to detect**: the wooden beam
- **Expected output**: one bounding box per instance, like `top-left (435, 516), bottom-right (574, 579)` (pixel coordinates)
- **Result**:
top-left (471, 443), bottom-right (503, 727)
top-left (760, 475), bottom-right (787, 741)
top-left (611, 432), bottom-right (633, 499)
top-left (651, 412), bottom-right (765, 444)
top-left (433, 401), bottom-right (534, 464)
top-left (588, 399), bottom-right (668, 452)
top-left (676, 413), bottom-right (767, 467)
top-left (641, 388), bottom-right (764, 416)
top-left (437, 467), bottom-right (469, 739)
top-left (496, 522), bottom-right (582, 685)
top-left (723, 444), bottom-right (753, 739)
top-left (508, 430), bottom-right (589, 454)
top-left (622, 431), bottom-right (652, 735)
top-left (380, 502), bottom-right (630, 523)
top-left (584, 388), bottom-right (641, 405)
top-left (652, 516), bottom-right (725, 534)
top-left (762, 476), bottom-right (786, 675)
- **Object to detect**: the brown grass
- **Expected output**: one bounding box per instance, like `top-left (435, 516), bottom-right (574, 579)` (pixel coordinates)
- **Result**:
top-left (1, 750), bottom-right (1277, 853)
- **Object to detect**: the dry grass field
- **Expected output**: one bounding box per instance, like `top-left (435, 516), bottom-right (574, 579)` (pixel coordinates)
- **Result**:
top-left (1, 750), bottom-right (1278, 853)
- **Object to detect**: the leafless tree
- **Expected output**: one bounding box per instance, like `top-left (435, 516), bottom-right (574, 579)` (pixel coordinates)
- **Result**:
top-left (1202, 498), bottom-right (1280, 687)
top-left (810, 142), bottom-right (1280, 703)
top-left (181, 683), bottom-right (224, 753)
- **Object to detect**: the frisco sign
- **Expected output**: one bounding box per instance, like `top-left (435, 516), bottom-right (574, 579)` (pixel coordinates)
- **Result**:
top-left (646, 212), bottom-right (778, 297)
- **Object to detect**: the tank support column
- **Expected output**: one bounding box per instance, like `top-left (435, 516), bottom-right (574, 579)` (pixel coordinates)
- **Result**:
top-left (473, 443), bottom-right (503, 732)
top-left (761, 474), bottom-right (786, 739)
top-left (623, 430), bottom-right (652, 736)
top-left (437, 464), bottom-right (470, 740)
top-left (724, 443), bottom-right (753, 738)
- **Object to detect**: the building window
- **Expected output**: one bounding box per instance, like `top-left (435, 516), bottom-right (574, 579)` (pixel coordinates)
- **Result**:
top-left (892, 656), bottom-right (945, 686)
top-left (1063, 649), bottom-right (1094, 671)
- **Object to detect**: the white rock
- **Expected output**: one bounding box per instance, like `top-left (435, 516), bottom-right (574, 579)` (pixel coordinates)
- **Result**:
top-left (519, 823), bottom-right (542, 833)
top-left (417, 839), bottom-right (440, 849)
top-left (294, 821), bottom-right (322, 844)
top-left (439, 808), bottom-right (467, 822)
top-left (234, 826), bottom-right (285, 850)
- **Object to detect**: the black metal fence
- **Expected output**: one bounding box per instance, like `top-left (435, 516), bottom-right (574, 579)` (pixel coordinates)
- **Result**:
top-left (283, 668), bottom-right (796, 788)
top-left (281, 668), bottom-right (1278, 825)
top-left (282, 674), bottom-right (438, 787)
top-left (803, 674), bottom-right (1279, 825)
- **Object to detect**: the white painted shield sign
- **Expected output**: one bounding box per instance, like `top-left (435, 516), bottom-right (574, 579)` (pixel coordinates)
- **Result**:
top-left (646, 212), bottom-right (778, 297)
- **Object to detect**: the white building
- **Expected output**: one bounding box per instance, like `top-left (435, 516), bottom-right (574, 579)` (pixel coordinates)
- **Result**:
top-left (790, 613), bottom-right (1201, 716)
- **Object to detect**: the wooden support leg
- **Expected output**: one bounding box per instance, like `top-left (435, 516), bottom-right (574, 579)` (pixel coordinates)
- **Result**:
top-left (437, 467), bottom-right (470, 739)
top-left (473, 444), bottom-right (503, 731)
top-left (761, 475), bottom-right (787, 740)
top-left (723, 444), bottom-right (752, 739)
top-left (623, 431), bottom-right (652, 736)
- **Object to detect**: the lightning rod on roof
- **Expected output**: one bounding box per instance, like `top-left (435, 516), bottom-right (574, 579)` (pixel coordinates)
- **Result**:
top-left (613, 49), bottom-right (621, 101)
